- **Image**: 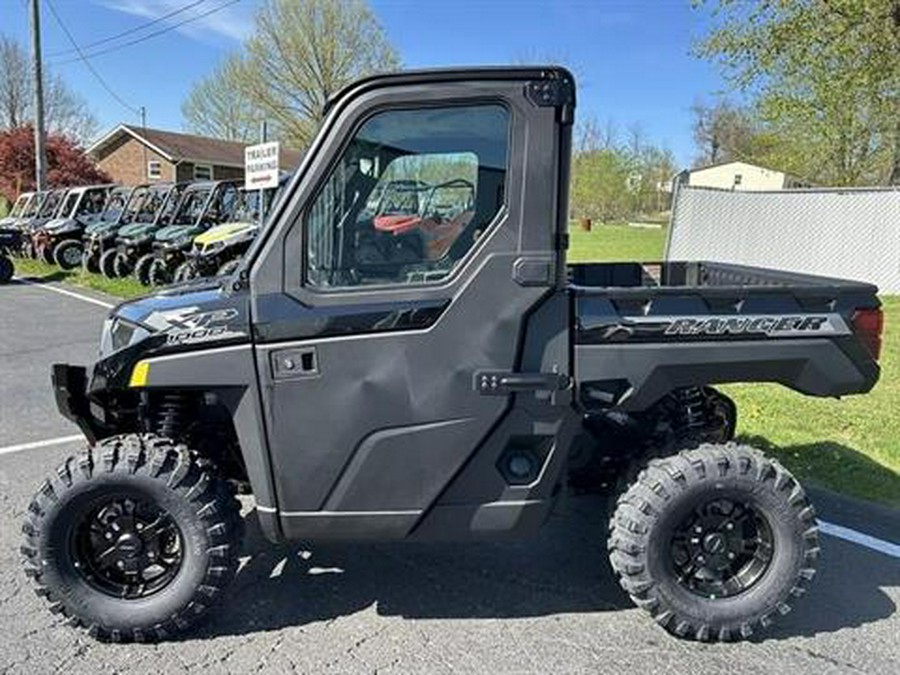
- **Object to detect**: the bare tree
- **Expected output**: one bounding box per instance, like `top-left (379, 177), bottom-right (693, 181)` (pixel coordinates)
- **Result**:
top-left (576, 116), bottom-right (618, 153)
top-left (231, 0), bottom-right (400, 147)
top-left (182, 55), bottom-right (261, 142)
top-left (0, 36), bottom-right (97, 143)
top-left (691, 98), bottom-right (759, 167)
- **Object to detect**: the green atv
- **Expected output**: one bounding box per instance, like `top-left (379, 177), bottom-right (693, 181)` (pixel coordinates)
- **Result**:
top-left (81, 186), bottom-right (145, 275)
top-left (178, 175), bottom-right (289, 280)
top-left (110, 183), bottom-right (186, 282)
top-left (144, 180), bottom-right (242, 286)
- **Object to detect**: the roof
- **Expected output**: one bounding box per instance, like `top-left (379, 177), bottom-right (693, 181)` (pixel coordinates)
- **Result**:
top-left (87, 124), bottom-right (303, 170)
top-left (688, 160), bottom-right (785, 175)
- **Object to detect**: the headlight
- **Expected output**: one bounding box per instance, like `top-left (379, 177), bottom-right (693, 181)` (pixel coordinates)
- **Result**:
top-left (99, 317), bottom-right (151, 357)
top-left (203, 240), bottom-right (226, 255)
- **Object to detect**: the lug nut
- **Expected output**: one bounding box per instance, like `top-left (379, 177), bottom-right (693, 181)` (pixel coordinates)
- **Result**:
top-left (116, 561), bottom-right (125, 569)
top-left (726, 523), bottom-right (734, 531)
top-left (694, 526), bottom-right (703, 534)
top-left (728, 552), bottom-right (736, 560)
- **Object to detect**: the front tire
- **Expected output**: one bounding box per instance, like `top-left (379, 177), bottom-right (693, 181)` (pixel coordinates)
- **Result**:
top-left (53, 239), bottom-right (84, 270)
top-left (82, 249), bottom-right (100, 274)
top-left (113, 252), bottom-right (133, 278)
top-left (21, 435), bottom-right (241, 642)
top-left (99, 248), bottom-right (118, 278)
top-left (608, 443), bottom-right (818, 642)
top-left (134, 253), bottom-right (155, 286)
top-left (0, 255), bottom-right (13, 283)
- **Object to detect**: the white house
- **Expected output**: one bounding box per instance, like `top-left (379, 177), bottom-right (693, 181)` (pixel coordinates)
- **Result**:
top-left (685, 161), bottom-right (809, 191)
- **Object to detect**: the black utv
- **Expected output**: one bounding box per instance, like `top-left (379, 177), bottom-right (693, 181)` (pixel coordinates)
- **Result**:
top-left (25, 68), bottom-right (883, 645)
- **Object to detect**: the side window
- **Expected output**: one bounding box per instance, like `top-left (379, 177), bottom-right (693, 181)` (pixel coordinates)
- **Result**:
top-left (305, 104), bottom-right (509, 289)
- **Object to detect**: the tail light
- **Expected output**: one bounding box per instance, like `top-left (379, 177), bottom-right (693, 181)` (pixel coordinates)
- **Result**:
top-left (851, 308), bottom-right (884, 361)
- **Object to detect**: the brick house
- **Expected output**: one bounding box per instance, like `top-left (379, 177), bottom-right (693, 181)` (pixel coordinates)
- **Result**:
top-left (87, 124), bottom-right (302, 185)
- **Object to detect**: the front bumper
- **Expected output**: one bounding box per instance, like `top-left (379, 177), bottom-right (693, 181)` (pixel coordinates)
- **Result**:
top-left (51, 364), bottom-right (99, 444)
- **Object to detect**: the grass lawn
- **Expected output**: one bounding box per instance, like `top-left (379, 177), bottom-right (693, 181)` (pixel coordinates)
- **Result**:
top-left (570, 222), bottom-right (899, 506)
top-left (12, 224), bottom-right (898, 505)
top-left (13, 257), bottom-right (148, 299)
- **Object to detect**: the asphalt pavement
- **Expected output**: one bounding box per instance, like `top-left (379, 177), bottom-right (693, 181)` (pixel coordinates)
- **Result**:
top-left (0, 278), bottom-right (898, 674)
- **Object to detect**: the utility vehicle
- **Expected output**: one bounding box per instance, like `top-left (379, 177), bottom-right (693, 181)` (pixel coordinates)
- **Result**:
top-left (142, 179), bottom-right (241, 285)
top-left (179, 176), bottom-right (289, 280)
top-left (0, 192), bottom-right (36, 229)
top-left (32, 185), bottom-right (114, 269)
top-left (20, 188), bottom-right (67, 259)
top-left (24, 68), bottom-right (883, 645)
top-left (81, 186), bottom-right (143, 275)
top-left (111, 183), bottom-right (186, 282)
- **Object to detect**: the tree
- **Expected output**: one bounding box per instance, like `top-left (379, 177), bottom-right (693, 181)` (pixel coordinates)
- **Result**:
top-left (185, 0), bottom-right (400, 147)
top-left (0, 126), bottom-right (110, 201)
top-left (694, 1), bottom-right (900, 186)
top-left (182, 55), bottom-right (262, 142)
top-left (0, 36), bottom-right (97, 143)
top-left (690, 98), bottom-right (761, 166)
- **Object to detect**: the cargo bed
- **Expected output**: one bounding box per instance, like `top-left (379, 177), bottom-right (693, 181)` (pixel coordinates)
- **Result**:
top-left (568, 261), bottom-right (882, 411)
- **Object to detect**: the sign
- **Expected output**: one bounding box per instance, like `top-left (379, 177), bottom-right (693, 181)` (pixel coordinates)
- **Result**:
top-left (244, 141), bottom-right (280, 190)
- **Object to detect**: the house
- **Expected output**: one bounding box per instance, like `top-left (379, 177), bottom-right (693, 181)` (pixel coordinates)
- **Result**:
top-left (685, 161), bottom-right (809, 191)
top-left (86, 124), bottom-right (303, 185)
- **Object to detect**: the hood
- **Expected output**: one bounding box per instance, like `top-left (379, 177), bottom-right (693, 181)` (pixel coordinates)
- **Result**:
top-left (93, 282), bottom-right (251, 390)
top-left (84, 219), bottom-right (121, 236)
top-left (154, 224), bottom-right (203, 243)
top-left (193, 221), bottom-right (256, 245)
top-left (43, 217), bottom-right (81, 233)
top-left (117, 221), bottom-right (160, 240)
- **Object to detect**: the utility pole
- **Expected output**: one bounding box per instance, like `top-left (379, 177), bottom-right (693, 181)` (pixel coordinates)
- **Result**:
top-left (30, 0), bottom-right (48, 192)
top-left (140, 106), bottom-right (148, 180)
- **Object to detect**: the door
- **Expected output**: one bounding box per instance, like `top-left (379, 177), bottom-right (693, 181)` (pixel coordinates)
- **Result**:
top-left (249, 69), bottom-right (576, 541)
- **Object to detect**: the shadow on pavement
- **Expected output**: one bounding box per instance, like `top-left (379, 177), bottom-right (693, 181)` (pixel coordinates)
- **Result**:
top-left (191, 495), bottom-right (897, 642)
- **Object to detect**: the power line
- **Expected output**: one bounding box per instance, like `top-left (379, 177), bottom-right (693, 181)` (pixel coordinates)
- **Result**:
top-left (44, 0), bottom-right (141, 117)
top-left (51, 0), bottom-right (242, 66)
top-left (46, 0), bottom-right (210, 59)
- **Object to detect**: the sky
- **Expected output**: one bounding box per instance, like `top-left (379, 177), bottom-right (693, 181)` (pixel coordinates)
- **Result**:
top-left (2, 0), bottom-right (726, 167)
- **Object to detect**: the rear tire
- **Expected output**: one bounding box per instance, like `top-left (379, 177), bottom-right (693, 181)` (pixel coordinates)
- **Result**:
top-left (21, 434), bottom-right (241, 642)
top-left (173, 261), bottom-right (195, 283)
top-left (0, 255), bottom-right (13, 283)
top-left (134, 253), bottom-right (155, 286)
top-left (608, 443), bottom-right (818, 642)
top-left (113, 252), bottom-right (133, 278)
top-left (39, 243), bottom-right (54, 265)
top-left (53, 240), bottom-right (84, 270)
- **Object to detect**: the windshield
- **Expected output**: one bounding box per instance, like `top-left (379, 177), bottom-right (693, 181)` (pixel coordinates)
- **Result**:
top-left (169, 188), bottom-right (212, 226)
top-left (133, 185), bottom-right (171, 223)
top-left (119, 187), bottom-right (150, 225)
top-left (155, 184), bottom-right (185, 225)
top-left (38, 190), bottom-right (64, 218)
top-left (60, 191), bottom-right (81, 219)
top-left (76, 188), bottom-right (109, 219)
top-left (22, 193), bottom-right (44, 218)
top-left (9, 194), bottom-right (31, 218)
top-left (100, 188), bottom-right (131, 223)
top-left (232, 190), bottom-right (262, 223)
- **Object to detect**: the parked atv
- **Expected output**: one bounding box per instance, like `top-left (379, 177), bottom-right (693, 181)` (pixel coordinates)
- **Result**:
top-left (21, 189), bottom-right (68, 260)
top-left (178, 176), bottom-right (289, 280)
top-left (81, 186), bottom-right (145, 275)
top-left (32, 185), bottom-right (113, 269)
top-left (0, 192), bottom-right (36, 230)
top-left (0, 226), bottom-right (21, 282)
top-left (143, 180), bottom-right (242, 286)
top-left (111, 183), bottom-right (186, 283)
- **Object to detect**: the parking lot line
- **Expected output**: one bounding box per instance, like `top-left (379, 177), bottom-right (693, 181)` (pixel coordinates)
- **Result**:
top-left (818, 519), bottom-right (900, 558)
top-left (16, 279), bottom-right (114, 309)
top-left (0, 434), bottom-right (84, 457)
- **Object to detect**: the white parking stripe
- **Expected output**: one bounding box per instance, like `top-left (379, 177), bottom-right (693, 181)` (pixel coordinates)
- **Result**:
top-left (16, 279), bottom-right (114, 309)
top-left (0, 434), bottom-right (84, 457)
top-left (818, 520), bottom-right (900, 558)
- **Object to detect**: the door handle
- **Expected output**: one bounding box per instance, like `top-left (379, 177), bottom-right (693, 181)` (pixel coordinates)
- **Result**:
top-left (271, 347), bottom-right (318, 379)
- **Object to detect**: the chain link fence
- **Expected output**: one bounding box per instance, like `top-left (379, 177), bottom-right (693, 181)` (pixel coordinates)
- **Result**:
top-left (666, 183), bottom-right (900, 292)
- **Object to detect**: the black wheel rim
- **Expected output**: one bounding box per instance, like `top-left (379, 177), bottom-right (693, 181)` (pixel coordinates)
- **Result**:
top-left (62, 245), bottom-right (81, 267)
top-left (71, 495), bottom-right (184, 599)
top-left (670, 498), bottom-right (773, 599)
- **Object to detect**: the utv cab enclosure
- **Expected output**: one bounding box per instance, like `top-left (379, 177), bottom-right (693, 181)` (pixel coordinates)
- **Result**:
top-left (26, 68), bottom-right (883, 645)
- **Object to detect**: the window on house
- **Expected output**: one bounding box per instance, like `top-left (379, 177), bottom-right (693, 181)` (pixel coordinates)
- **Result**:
top-left (193, 164), bottom-right (213, 180)
top-left (147, 160), bottom-right (162, 179)
top-left (733, 174), bottom-right (743, 187)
